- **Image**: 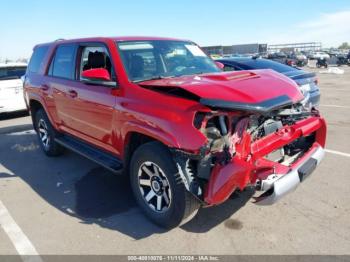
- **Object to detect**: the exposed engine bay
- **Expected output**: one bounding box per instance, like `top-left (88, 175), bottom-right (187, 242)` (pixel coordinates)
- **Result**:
top-left (173, 102), bottom-right (321, 204)
top-left (201, 103), bottom-right (315, 166)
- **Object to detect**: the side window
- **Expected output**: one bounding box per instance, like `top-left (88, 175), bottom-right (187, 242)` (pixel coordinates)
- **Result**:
top-left (49, 44), bottom-right (77, 79)
top-left (28, 46), bottom-right (49, 73)
top-left (80, 46), bottom-right (116, 81)
top-left (223, 65), bottom-right (235, 72)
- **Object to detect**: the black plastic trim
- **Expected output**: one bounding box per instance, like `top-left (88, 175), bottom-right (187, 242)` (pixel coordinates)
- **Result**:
top-left (200, 95), bottom-right (294, 114)
top-left (55, 135), bottom-right (123, 173)
top-left (298, 157), bottom-right (317, 182)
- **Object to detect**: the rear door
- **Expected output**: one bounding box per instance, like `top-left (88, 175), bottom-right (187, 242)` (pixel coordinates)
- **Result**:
top-left (47, 44), bottom-right (79, 128)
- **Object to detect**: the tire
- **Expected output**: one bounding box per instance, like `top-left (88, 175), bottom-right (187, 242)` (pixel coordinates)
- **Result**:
top-left (130, 142), bottom-right (200, 229)
top-left (34, 109), bottom-right (64, 157)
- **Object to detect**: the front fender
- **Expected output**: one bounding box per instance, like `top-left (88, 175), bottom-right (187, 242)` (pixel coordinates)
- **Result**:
top-left (121, 121), bottom-right (180, 155)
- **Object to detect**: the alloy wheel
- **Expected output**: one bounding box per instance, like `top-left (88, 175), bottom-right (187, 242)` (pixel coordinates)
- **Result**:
top-left (38, 119), bottom-right (50, 149)
top-left (137, 161), bottom-right (172, 213)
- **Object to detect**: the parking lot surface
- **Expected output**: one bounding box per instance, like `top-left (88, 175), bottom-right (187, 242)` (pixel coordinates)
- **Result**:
top-left (0, 67), bottom-right (350, 255)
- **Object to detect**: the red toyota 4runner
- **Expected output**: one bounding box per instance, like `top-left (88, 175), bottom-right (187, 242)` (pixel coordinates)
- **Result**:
top-left (24, 37), bottom-right (326, 228)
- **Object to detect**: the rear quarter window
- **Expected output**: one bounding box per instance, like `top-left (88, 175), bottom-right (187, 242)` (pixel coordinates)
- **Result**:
top-left (28, 46), bottom-right (49, 73)
top-left (49, 44), bottom-right (77, 80)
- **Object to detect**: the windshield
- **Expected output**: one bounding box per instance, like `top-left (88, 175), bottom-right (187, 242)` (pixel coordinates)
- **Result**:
top-left (116, 40), bottom-right (220, 82)
top-left (0, 67), bottom-right (27, 80)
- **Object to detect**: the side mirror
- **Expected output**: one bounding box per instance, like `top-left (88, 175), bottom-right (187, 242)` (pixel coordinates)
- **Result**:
top-left (215, 61), bottom-right (224, 70)
top-left (81, 68), bottom-right (117, 88)
top-left (81, 68), bottom-right (111, 81)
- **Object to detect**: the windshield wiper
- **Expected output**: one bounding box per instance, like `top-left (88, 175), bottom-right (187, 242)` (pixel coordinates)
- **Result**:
top-left (133, 75), bottom-right (175, 83)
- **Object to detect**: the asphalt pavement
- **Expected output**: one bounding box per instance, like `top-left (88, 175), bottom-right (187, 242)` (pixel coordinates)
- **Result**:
top-left (0, 66), bottom-right (349, 255)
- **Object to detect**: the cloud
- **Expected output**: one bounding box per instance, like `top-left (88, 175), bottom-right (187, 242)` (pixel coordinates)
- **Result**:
top-left (264, 10), bottom-right (350, 47)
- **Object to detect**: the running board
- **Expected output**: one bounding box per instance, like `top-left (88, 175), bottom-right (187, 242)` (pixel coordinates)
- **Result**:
top-left (55, 135), bottom-right (123, 173)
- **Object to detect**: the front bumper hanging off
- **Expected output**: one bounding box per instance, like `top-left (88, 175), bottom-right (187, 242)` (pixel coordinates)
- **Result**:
top-left (203, 116), bottom-right (327, 206)
top-left (254, 144), bottom-right (325, 205)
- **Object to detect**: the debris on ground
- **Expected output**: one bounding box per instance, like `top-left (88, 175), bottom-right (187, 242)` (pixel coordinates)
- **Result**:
top-left (319, 68), bottom-right (345, 75)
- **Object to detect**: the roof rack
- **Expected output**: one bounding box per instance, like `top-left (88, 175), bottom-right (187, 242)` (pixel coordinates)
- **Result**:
top-left (54, 38), bottom-right (65, 42)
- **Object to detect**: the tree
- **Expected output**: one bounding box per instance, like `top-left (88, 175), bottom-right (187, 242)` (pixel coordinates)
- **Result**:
top-left (338, 42), bottom-right (350, 49)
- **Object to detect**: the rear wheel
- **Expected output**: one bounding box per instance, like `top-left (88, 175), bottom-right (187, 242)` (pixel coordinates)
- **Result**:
top-left (130, 142), bottom-right (199, 229)
top-left (35, 109), bottom-right (64, 156)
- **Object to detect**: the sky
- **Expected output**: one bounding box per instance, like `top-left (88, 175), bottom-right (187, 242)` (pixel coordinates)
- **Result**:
top-left (1, 0), bottom-right (350, 60)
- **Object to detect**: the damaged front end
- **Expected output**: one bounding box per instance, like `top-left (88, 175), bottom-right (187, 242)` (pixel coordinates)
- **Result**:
top-left (172, 101), bottom-right (326, 206)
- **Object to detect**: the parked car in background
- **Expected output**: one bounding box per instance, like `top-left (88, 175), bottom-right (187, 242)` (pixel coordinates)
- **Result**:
top-left (24, 37), bottom-right (326, 228)
top-left (267, 52), bottom-right (302, 67)
top-left (307, 51), bottom-right (314, 59)
top-left (0, 62), bottom-right (27, 114)
top-left (327, 50), bottom-right (342, 57)
top-left (309, 51), bottom-right (330, 60)
top-left (267, 52), bottom-right (288, 64)
top-left (335, 54), bottom-right (349, 66)
top-left (316, 58), bottom-right (328, 68)
top-left (216, 57), bottom-right (320, 108)
top-left (289, 52), bottom-right (308, 67)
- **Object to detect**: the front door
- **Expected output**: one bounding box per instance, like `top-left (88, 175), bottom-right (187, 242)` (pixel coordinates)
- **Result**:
top-left (63, 44), bottom-right (117, 153)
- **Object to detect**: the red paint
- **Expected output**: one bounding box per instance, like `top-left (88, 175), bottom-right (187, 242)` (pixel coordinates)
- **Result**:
top-left (139, 70), bottom-right (303, 104)
top-left (204, 117), bottom-right (326, 205)
top-left (25, 37), bottom-right (327, 207)
top-left (81, 68), bottom-right (111, 81)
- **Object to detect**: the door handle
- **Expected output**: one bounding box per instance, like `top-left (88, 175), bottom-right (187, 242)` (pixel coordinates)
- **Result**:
top-left (41, 84), bottom-right (50, 91)
top-left (68, 90), bottom-right (78, 98)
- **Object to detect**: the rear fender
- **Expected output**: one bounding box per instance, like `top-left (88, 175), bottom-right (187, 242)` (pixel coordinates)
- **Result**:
top-left (28, 94), bottom-right (59, 131)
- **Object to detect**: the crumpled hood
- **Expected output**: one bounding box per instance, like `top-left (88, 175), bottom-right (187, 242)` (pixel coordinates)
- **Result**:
top-left (140, 69), bottom-right (304, 113)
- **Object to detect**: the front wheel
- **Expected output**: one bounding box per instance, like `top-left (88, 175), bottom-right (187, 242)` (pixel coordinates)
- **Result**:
top-left (130, 142), bottom-right (199, 229)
